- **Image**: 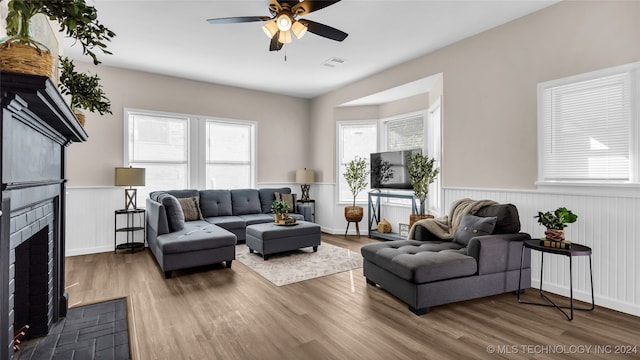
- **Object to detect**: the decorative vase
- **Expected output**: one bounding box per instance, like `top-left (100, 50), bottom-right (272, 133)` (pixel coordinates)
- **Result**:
top-left (0, 14), bottom-right (53, 78)
top-left (344, 206), bottom-right (363, 222)
top-left (274, 213), bottom-right (284, 223)
top-left (545, 228), bottom-right (565, 241)
top-left (409, 214), bottom-right (434, 228)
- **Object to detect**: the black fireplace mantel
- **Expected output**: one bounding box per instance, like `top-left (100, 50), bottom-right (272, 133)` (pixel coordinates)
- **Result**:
top-left (1, 71), bottom-right (88, 360)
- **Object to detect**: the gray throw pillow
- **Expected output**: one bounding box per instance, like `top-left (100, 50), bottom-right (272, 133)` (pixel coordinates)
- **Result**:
top-left (178, 196), bottom-right (203, 221)
top-left (159, 194), bottom-right (185, 232)
top-left (453, 214), bottom-right (497, 246)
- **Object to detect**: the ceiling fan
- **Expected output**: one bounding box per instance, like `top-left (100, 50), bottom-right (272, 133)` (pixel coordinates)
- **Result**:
top-left (206, 0), bottom-right (348, 51)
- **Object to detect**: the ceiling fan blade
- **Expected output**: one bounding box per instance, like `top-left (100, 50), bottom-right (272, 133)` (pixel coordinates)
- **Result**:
top-left (268, 0), bottom-right (282, 15)
top-left (292, 0), bottom-right (341, 16)
top-left (206, 16), bottom-right (270, 24)
top-left (269, 32), bottom-right (284, 51)
top-left (298, 19), bottom-right (348, 42)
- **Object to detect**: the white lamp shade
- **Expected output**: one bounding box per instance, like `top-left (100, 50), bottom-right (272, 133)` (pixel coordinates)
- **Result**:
top-left (278, 30), bottom-right (292, 44)
top-left (276, 13), bottom-right (292, 31)
top-left (115, 167), bottom-right (146, 186)
top-left (292, 21), bottom-right (307, 39)
top-left (296, 169), bottom-right (315, 184)
top-left (262, 21), bottom-right (278, 38)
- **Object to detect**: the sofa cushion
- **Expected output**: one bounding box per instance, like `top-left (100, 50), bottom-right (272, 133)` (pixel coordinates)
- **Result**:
top-left (453, 214), bottom-right (497, 246)
top-left (231, 189), bottom-right (262, 215)
top-left (258, 188), bottom-right (291, 214)
top-left (238, 213), bottom-right (276, 225)
top-left (361, 240), bottom-right (476, 283)
top-left (205, 216), bottom-right (246, 231)
top-left (199, 190), bottom-right (233, 217)
top-left (166, 189), bottom-right (200, 199)
top-left (178, 196), bottom-right (204, 221)
top-left (156, 221), bottom-right (237, 254)
top-left (475, 203), bottom-right (521, 234)
top-left (157, 193), bottom-right (185, 232)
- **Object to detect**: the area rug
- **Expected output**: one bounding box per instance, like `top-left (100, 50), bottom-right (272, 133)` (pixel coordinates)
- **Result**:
top-left (15, 297), bottom-right (130, 360)
top-left (236, 243), bottom-right (363, 286)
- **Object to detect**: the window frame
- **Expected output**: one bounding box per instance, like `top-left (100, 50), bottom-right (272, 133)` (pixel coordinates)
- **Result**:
top-left (536, 62), bottom-right (640, 196)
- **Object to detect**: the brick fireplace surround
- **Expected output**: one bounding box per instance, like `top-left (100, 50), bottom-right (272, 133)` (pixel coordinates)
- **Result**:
top-left (0, 72), bottom-right (87, 360)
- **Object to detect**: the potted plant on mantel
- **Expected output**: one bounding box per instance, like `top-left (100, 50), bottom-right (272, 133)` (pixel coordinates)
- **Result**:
top-left (535, 207), bottom-right (578, 241)
top-left (58, 56), bottom-right (111, 126)
top-left (343, 156), bottom-right (369, 226)
top-left (1, 0), bottom-right (116, 77)
top-left (407, 151), bottom-right (439, 227)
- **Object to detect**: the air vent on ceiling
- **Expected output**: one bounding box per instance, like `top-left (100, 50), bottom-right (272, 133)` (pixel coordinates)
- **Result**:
top-left (323, 57), bottom-right (346, 68)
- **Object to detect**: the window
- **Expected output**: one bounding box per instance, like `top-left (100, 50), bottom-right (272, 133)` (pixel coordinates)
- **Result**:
top-left (127, 112), bottom-right (189, 198)
top-left (538, 62), bottom-right (639, 184)
top-left (125, 109), bottom-right (256, 198)
top-left (337, 122), bottom-right (377, 203)
top-left (205, 120), bottom-right (255, 189)
top-left (384, 114), bottom-right (424, 151)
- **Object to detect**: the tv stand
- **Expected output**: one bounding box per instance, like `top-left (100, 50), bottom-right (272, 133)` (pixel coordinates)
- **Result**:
top-left (368, 190), bottom-right (417, 241)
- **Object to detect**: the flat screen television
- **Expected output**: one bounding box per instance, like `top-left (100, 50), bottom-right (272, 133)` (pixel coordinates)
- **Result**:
top-left (370, 149), bottom-right (421, 190)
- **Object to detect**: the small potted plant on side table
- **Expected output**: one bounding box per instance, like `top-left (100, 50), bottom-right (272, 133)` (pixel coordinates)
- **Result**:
top-left (535, 207), bottom-right (578, 241)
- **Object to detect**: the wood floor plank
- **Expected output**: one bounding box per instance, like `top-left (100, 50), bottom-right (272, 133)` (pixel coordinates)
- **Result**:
top-left (65, 233), bottom-right (640, 359)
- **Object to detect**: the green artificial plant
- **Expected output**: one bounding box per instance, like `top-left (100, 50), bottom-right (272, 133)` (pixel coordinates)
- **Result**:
top-left (5, 0), bottom-right (116, 65)
top-left (343, 156), bottom-right (369, 207)
top-left (271, 199), bottom-right (289, 215)
top-left (407, 152), bottom-right (439, 215)
top-left (58, 56), bottom-right (111, 115)
top-left (534, 207), bottom-right (578, 230)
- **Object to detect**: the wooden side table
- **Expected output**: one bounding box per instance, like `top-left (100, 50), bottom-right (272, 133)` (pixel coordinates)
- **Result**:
top-left (114, 208), bottom-right (146, 253)
top-left (517, 239), bottom-right (595, 320)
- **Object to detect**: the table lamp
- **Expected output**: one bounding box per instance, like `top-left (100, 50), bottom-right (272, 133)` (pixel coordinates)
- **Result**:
top-left (295, 168), bottom-right (315, 201)
top-left (115, 167), bottom-right (146, 210)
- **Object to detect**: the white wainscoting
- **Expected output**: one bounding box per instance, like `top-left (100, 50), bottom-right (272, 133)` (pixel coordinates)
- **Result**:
top-left (444, 187), bottom-right (640, 317)
top-left (66, 187), bottom-right (126, 256)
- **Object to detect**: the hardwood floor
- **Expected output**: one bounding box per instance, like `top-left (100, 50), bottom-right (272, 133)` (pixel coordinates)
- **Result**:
top-left (65, 234), bottom-right (640, 360)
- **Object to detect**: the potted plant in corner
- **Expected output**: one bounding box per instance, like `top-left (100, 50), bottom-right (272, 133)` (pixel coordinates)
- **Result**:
top-left (535, 207), bottom-right (578, 241)
top-left (343, 156), bottom-right (369, 226)
top-left (407, 151), bottom-right (439, 227)
top-left (58, 56), bottom-right (112, 126)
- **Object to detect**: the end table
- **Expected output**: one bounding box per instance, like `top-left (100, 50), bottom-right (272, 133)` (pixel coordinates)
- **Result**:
top-left (114, 208), bottom-right (146, 253)
top-left (517, 239), bottom-right (595, 320)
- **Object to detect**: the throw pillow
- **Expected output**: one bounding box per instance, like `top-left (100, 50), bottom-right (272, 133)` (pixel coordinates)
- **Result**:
top-left (178, 196), bottom-right (204, 221)
top-left (159, 194), bottom-right (185, 232)
top-left (453, 214), bottom-right (497, 246)
top-left (280, 193), bottom-right (297, 213)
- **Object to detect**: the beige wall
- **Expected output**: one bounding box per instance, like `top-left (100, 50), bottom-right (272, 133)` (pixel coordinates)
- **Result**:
top-left (67, 64), bottom-right (310, 186)
top-left (310, 1), bottom-right (640, 188)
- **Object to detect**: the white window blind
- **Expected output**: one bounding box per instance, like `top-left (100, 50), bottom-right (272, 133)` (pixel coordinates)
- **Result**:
top-left (539, 68), bottom-right (636, 182)
top-left (385, 115), bottom-right (424, 151)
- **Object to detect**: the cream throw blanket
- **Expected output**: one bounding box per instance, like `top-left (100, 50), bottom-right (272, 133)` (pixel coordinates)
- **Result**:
top-left (407, 198), bottom-right (498, 240)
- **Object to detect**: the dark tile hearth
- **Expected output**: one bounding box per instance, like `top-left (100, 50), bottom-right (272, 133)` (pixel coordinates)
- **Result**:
top-left (16, 298), bottom-right (130, 360)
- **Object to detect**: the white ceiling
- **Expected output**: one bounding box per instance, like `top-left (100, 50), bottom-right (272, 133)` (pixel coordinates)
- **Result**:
top-left (63, 0), bottom-right (557, 99)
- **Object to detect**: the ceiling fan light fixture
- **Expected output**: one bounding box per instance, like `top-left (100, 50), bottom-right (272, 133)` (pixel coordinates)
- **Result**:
top-left (262, 21), bottom-right (278, 38)
top-left (292, 21), bottom-right (307, 39)
top-left (276, 13), bottom-right (292, 32)
top-left (278, 30), bottom-right (292, 44)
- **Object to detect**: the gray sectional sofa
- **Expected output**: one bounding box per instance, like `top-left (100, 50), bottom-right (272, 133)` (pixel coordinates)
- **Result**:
top-left (146, 188), bottom-right (303, 278)
top-left (361, 203), bottom-right (532, 315)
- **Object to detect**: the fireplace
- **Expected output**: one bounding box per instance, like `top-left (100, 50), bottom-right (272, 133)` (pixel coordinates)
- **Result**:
top-left (1, 72), bottom-right (87, 360)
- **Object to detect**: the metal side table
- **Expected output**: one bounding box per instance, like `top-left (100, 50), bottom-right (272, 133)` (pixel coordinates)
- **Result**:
top-left (114, 208), bottom-right (146, 253)
top-left (517, 239), bottom-right (595, 320)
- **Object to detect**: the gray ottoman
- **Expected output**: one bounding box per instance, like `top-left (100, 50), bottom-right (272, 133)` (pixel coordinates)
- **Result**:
top-left (246, 221), bottom-right (321, 260)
